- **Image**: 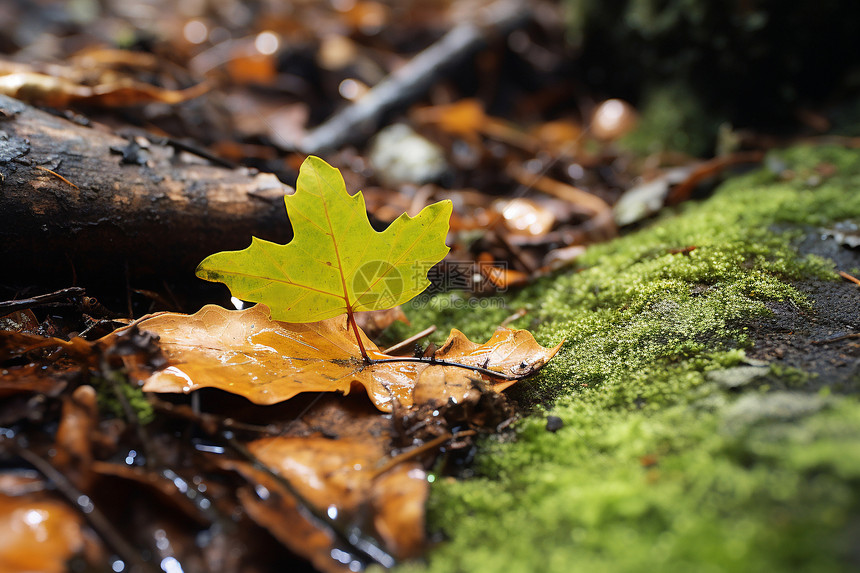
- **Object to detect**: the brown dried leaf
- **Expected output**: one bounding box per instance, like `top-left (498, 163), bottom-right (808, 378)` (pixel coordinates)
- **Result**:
top-left (0, 327), bottom-right (164, 398)
top-left (136, 304), bottom-right (562, 411)
top-left (413, 98), bottom-right (487, 140)
top-left (0, 71), bottom-right (208, 108)
top-left (0, 310), bottom-right (40, 333)
top-left (53, 385), bottom-right (98, 490)
top-left (476, 252), bottom-right (531, 290)
top-left (0, 331), bottom-right (90, 398)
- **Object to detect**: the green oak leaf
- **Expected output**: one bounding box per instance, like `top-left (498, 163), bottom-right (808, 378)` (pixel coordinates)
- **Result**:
top-left (196, 156), bottom-right (452, 322)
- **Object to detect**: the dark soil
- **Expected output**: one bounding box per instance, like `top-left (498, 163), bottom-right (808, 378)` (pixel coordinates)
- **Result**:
top-left (748, 230), bottom-right (860, 393)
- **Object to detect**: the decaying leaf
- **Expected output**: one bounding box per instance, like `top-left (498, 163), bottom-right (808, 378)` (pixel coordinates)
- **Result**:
top-left (135, 304), bottom-right (562, 411)
top-left (240, 436), bottom-right (426, 559)
top-left (0, 310), bottom-right (40, 333)
top-left (0, 326), bottom-right (165, 400)
top-left (207, 393), bottom-right (432, 572)
top-left (229, 462), bottom-right (345, 573)
top-left (0, 493), bottom-right (89, 573)
top-left (196, 156), bottom-right (453, 322)
top-left (53, 385), bottom-right (98, 490)
top-left (0, 71), bottom-right (209, 108)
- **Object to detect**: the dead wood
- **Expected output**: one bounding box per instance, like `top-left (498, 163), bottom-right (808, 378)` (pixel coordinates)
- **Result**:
top-left (0, 95), bottom-right (293, 286)
top-left (299, 0), bottom-right (531, 154)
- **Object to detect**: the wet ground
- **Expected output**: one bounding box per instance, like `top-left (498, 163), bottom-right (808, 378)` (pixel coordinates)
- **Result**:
top-left (748, 230), bottom-right (860, 393)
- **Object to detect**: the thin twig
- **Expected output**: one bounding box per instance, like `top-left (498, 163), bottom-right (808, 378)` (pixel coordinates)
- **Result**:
top-left (300, 0), bottom-right (531, 152)
top-left (149, 398), bottom-right (280, 435)
top-left (838, 270), bottom-right (860, 286)
top-left (383, 325), bottom-right (437, 355)
top-left (0, 286), bottom-right (85, 313)
top-left (500, 308), bottom-right (527, 327)
top-left (368, 356), bottom-right (523, 380)
top-left (812, 333), bottom-right (860, 345)
top-left (372, 430), bottom-right (475, 479)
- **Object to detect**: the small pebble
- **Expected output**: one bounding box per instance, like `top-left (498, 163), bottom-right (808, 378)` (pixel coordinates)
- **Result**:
top-left (545, 415), bottom-right (564, 433)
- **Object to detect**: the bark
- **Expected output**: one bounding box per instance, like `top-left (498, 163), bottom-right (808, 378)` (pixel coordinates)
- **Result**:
top-left (0, 95), bottom-right (293, 286)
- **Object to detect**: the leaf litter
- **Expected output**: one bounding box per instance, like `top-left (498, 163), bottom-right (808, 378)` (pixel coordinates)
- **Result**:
top-left (133, 303), bottom-right (561, 411)
top-left (0, 1), bottom-right (712, 569)
top-left (0, 155), bottom-right (561, 572)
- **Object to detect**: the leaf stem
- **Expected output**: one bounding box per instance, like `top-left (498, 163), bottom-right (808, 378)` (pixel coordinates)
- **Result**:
top-left (346, 309), bottom-right (371, 364)
top-left (368, 356), bottom-right (524, 380)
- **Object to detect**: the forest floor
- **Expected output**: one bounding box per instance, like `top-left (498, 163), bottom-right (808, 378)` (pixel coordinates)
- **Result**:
top-left (1, 1), bottom-right (859, 572)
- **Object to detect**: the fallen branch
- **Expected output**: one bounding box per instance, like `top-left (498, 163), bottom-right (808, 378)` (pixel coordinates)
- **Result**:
top-left (300, 0), bottom-right (531, 153)
top-left (0, 94), bottom-right (294, 286)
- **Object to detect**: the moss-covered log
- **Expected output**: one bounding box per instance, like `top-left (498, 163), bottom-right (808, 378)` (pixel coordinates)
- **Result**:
top-left (395, 145), bottom-right (860, 573)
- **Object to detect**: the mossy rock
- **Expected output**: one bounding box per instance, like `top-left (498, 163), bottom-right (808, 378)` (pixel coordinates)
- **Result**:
top-left (394, 145), bottom-right (860, 572)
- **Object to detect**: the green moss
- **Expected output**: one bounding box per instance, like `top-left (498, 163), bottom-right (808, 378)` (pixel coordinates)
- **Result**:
top-left (620, 82), bottom-right (721, 156)
top-left (392, 292), bottom-right (512, 348)
top-left (397, 146), bottom-right (860, 572)
top-left (563, 0), bottom-right (860, 151)
top-left (95, 370), bottom-right (155, 425)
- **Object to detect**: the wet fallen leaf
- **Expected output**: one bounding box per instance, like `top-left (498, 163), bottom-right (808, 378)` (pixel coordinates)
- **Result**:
top-left (249, 435), bottom-right (426, 558)
top-left (0, 71), bottom-right (208, 108)
top-left (53, 385), bottom-right (98, 490)
top-left (0, 331), bottom-right (91, 398)
top-left (230, 463), bottom-right (347, 573)
top-left (197, 156), bottom-right (452, 322)
top-left (530, 119), bottom-right (583, 155)
top-left (666, 151), bottom-right (765, 204)
top-left (135, 304), bottom-right (562, 411)
top-left (0, 471), bottom-right (46, 497)
top-left (0, 493), bottom-right (88, 573)
top-left (90, 462), bottom-right (211, 525)
top-left (542, 244), bottom-right (587, 270)
top-left (496, 197), bottom-right (556, 237)
top-left (613, 167), bottom-right (692, 226)
top-left (207, 393), bottom-right (429, 572)
top-left (0, 326), bottom-right (164, 399)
